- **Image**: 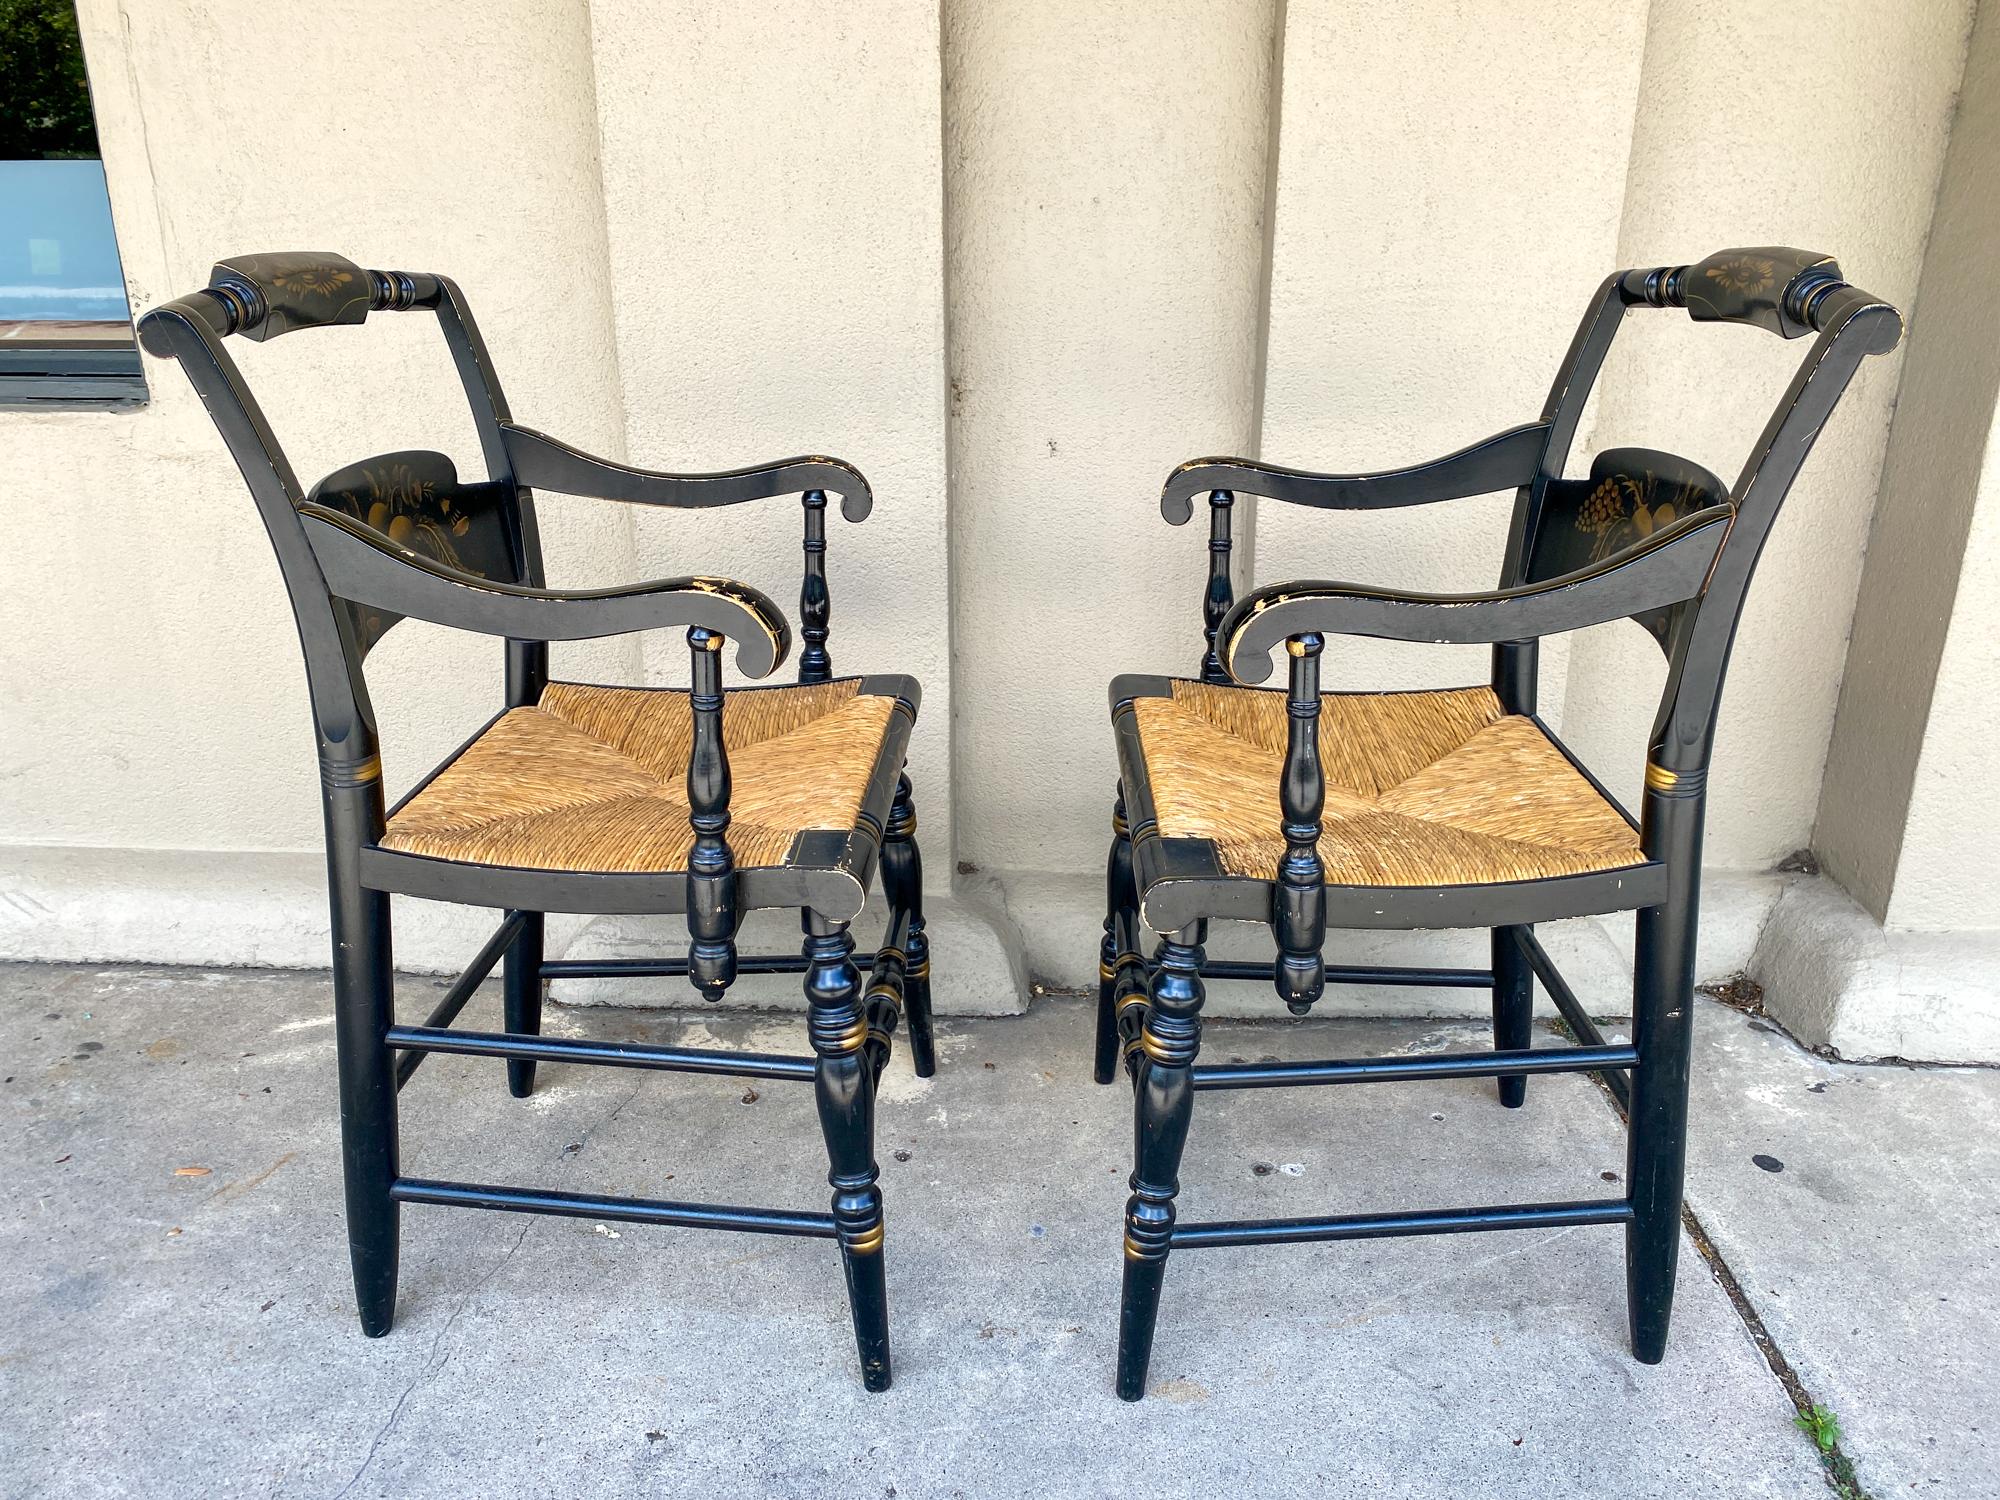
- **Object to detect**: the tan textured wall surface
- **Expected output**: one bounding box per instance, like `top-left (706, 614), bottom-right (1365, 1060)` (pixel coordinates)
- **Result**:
top-left (1253, 0), bottom-right (1649, 713)
top-left (1818, 0), bottom-right (2000, 925)
top-left (7, 0), bottom-right (632, 852)
top-left (2, 1), bottom-right (1993, 977)
top-left (1559, 0), bottom-right (1975, 866)
top-left (588, 0), bottom-right (955, 873)
top-left (943, 0), bottom-right (1280, 875)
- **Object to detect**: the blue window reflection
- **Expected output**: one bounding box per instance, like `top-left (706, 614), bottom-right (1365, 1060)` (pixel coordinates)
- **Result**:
top-left (0, 158), bottom-right (135, 323)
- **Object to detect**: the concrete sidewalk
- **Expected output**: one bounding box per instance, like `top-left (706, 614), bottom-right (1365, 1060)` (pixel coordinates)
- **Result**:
top-left (2, 964), bottom-right (1990, 1498)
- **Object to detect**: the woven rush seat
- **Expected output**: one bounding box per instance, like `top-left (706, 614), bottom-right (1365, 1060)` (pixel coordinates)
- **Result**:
top-left (384, 678), bottom-right (896, 873)
top-left (1131, 680), bottom-right (1644, 886)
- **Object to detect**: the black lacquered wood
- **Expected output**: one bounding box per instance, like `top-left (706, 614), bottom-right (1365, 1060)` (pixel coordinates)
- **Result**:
top-left (393, 912), bottom-right (525, 1090)
top-left (1272, 636), bottom-right (1327, 1014)
top-left (1160, 422), bottom-right (1548, 523)
top-left (1171, 1199), bottom-right (1633, 1249)
top-left (1117, 925), bottom-right (1206, 1401)
top-left (540, 952), bottom-right (879, 979)
top-left (684, 627), bottom-right (740, 1001)
top-left (1512, 926), bottom-right (1632, 1112)
top-left (1199, 492), bottom-right (1235, 682)
top-left (805, 914), bottom-right (893, 1391)
top-left (386, 1025), bottom-right (817, 1081)
top-left (390, 1178), bottom-right (837, 1238)
top-left (1110, 248), bottom-right (1904, 1398)
top-left (1491, 923), bottom-right (1534, 1109)
top-left (502, 910), bottom-right (545, 1098)
top-left (1095, 791), bottom-right (1140, 1086)
top-left (1626, 780), bottom-right (1704, 1363)
top-left (1190, 1043), bottom-right (1637, 1091)
top-left (799, 489), bottom-right (833, 682)
top-left (301, 506), bottom-right (790, 677)
top-left (500, 424), bottom-right (872, 518)
top-left (879, 772), bottom-right (935, 1078)
top-left (139, 253), bottom-right (927, 1392)
top-left (1219, 506), bottom-right (1732, 685)
top-left (1199, 960), bottom-right (1495, 987)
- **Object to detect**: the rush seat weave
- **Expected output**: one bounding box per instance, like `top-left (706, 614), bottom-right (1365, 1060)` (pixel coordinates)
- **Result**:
top-left (384, 679), bottom-right (896, 872)
top-left (1132, 680), bottom-right (1644, 886)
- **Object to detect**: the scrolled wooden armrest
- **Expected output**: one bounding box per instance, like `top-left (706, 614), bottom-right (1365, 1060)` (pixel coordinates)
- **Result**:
top-left (500, 424), bottom-right (872, 521)
top-left (300, 504), bottom-right (790, 677)
top-left (1159, 423), bottom-right (1548, 524)
top-left (1219, 505), bottom-right (1733, 684)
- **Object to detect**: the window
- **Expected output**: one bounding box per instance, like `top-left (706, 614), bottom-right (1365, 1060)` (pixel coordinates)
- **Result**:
top-left (1, 0), bottom-right (144, 408)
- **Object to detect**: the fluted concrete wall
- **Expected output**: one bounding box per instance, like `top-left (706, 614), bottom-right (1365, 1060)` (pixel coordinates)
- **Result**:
top-left (8, 0), bottom-right (631, 851)
top-left (1558, 0), bottom-right (1974, 864)
top-left (3, 0), bottom-right (1992, 1009)
top-left (589, 0), bottom-right (955, 877)
top-left (1819, 0), bottom-right (2000, 930)
top-left (943, 0), bottom-right (1280, 877)
top-left (1254, 0), bottom-right (1649, 714)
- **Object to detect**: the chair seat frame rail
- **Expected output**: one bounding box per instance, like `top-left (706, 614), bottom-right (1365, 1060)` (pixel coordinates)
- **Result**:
top-left (139, 252), bottom-right (936, 1392)
top-left (1098, 245), bottom-right (1902, 1400)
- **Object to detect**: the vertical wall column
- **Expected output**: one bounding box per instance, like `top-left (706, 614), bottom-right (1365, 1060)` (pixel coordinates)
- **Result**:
top-left (1256, 0), bottom-right (1651, 702)
top-left (589, 0), bottom-right (954, 879)
top-left (942, 0), bottom-right (1280, 879)
top-left (1562, 0), bottom-right (1974, 862)
top-left (1818, 0), bottom-right (2000, 930)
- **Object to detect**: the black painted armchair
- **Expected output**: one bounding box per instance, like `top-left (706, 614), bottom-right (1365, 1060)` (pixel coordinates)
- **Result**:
top-left (139, 253), bottom-right (932, 1391)
top-left (1098, 248), bottom-right (1902, 1399)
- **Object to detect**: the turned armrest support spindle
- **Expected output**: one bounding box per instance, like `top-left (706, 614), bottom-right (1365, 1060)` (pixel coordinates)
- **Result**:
top-left (1274, 634), bottom-right (1327, 1015)
top-left (799, 489), bottom-right (832, 683)
top-left (1200, 491), bottom-right (1235, 684)
top-left (685, 627), bottom-right (739, 1000)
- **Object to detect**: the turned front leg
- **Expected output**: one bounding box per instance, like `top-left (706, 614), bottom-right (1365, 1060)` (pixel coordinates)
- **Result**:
top-left (879, 771), bottom-right (936, 1077)
top-left (806, 913), bottom-right (891, 1390)
top-left (1116, 924), bottom-right (1206, 1400)
top-left (1095, 789), bottom-right (1138, 1084)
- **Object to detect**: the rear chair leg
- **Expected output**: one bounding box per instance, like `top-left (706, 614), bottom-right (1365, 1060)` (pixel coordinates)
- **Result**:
top-left (1625, 782), bottom-right (1703, 1362)
top-left (326, 803), bottom-right (399, 1337)
top-left (805, 912), bottom-right (892, 1391)
top-left (881, 773), bottom-right (936, 1078)
top-left (1116, 924), bottom-right (1206, 1401)
top-left (1095, 790), bottom-right (1135, 1084)
top-left (503, 910), bottom-right (545, 1098)
top-left (1491, 924), bottom-right (1533, 1108)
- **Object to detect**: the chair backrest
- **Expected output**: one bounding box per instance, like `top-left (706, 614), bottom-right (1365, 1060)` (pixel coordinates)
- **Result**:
top-left (138, 252), bottom-right (543, 767)
top-left (1496, 246), bottom-right (1902, 770)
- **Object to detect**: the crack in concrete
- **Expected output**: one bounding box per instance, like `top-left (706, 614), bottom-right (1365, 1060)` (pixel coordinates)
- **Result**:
top-left (329, 1217), bottom-right (534, 1500)
top-left (1561, 1019), bottom-right (1880, 1500)
top-left (328, 1081), bottom-right (642, 1497)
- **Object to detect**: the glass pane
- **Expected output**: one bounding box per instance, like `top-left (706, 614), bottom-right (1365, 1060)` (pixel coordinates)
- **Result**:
top-left (0, 159), bottom-right (134, 323)
top-left (0, 0), bottom-right (144, 406)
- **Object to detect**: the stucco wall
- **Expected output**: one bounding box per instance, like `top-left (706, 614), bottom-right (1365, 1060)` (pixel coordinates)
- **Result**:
top-left (2, 0), bottom-right (1993, 990)
top-left (589, 0), bottom-right (956, 873)
top-left (1254, 0), bottom-right (1648, 715)
top-left (1559, 0), bottom-right (1975, 862)
top-left (1885, 403), bottom-right (2000, 932)
top-left (943, 0), bottom-right (1279, 877)
top-left (1818, 0), bottom-right (2000, 926)
top-left (5, 0), bottom-right (633, 861)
